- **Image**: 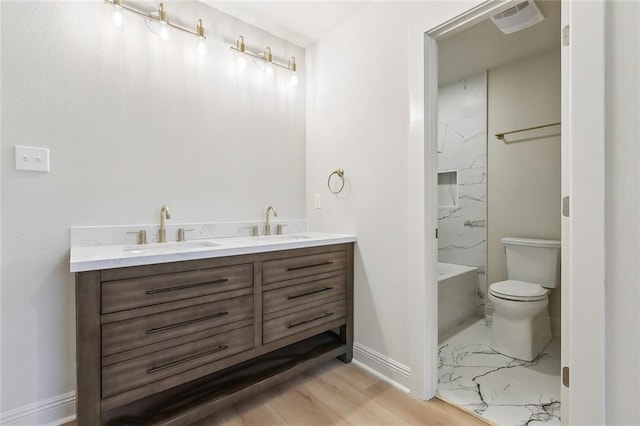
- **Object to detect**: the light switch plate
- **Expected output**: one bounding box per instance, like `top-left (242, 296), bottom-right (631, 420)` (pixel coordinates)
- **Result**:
top-left (314, 193), bottom-right (322, 209)
top-left (15, 146), bottom-right (50, 172)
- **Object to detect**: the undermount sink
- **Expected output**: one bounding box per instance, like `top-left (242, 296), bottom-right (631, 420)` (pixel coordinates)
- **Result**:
top-left (119, 233), bottom-right (312, 255)
top-left (123, 240), bottom-right (220, 254)
top-left (218, 234), bottom-right (312, 246)
top-left (254, 234), bottom-right (311, 242)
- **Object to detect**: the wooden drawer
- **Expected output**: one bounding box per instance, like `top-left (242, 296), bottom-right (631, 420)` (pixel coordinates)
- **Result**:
top-left (101, 264), bottom-right (253, 314)
top-left (263, 274), bottom-right (346, 315)
top-left (263, 298), bottom-right (346, 344)
top-left (102, 325), bottom-right (253, 398)
top-left (102, 294), bottom-right (253, 356)
top-left (262, 250), bottom-right (346, 284)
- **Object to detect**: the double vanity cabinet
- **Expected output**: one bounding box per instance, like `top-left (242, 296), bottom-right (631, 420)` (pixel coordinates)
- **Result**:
top-left (73, 235), bottom-right (354, 425)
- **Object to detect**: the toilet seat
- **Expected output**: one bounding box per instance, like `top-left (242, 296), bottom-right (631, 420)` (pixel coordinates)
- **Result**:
top-left (489, 280), bottom-right (548, 302)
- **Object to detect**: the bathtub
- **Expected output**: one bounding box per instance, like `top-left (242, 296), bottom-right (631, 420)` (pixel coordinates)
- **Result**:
top-left (438, 262), bottom-right (478, 337)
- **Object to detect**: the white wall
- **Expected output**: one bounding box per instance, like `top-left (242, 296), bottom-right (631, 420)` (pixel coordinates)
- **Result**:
top-left (1, 1), bottom-right (305, 420)
top-left (487, 49), bottom-right (561, 325)
top-left (604, 1), bottom-right (640, 423)
top-left (307, 2), bottom-right (640, 419)
top-left (306, 1), bottom-right (480, 388)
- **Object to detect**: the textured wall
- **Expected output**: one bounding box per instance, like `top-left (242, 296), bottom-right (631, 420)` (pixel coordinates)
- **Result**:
top-left (1, 1), bottom-right (305, 416)
top-left (305, 1), bottom-right (481, 384)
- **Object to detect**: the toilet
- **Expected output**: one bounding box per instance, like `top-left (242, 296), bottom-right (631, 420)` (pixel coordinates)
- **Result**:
top-left (488, 237), bottom-right (561, 361)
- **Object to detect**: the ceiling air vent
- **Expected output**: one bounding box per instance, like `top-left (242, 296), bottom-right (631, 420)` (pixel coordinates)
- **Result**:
top-left (491, 1), bottom-right (544, 34)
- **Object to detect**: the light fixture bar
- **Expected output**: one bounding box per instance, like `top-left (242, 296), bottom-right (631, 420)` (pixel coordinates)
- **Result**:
top-left (230, 36), bottom-right (297, 72)
top-left (104, 0), bottom-right (206, 40)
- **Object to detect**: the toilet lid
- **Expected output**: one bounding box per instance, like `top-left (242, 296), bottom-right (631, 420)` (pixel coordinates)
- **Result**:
top-left (489, 280), bottom-right (548, 301)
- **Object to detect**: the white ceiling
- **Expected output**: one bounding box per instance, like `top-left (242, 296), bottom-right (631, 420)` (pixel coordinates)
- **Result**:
top-left (438, 0), bottom-right (561, 85)
top-left (202, 0), bottom-right (560, 81)
top-left (202, 1), bottom-right (370, 48)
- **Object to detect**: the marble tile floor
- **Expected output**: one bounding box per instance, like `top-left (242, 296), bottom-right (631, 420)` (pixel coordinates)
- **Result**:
top-left (437, 317), bottom-right (561, 426)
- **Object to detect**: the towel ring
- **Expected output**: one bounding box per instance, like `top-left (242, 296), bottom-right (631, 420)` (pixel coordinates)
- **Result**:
top-left (327, 169), bottom-right (345, 194)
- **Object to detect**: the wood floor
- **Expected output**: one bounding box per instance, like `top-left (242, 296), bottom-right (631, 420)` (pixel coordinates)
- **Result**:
top-left (66, 359), bottom-right (487, 425)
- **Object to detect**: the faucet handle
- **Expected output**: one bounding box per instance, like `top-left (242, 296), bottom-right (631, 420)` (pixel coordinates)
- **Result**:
top-left (127, 230), bottom-right (148, 245)
top-left (177, 228), bottom-right (194, 242)
top-left (245, 225), bottom-right (259, 237)
top-left (276, 224), bottom-right (287, 235)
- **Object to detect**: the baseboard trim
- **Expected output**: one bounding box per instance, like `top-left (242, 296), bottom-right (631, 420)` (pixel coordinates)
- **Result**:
top-left (352, 341), bottom-right (411, 392)
top-left (0, 391), bottom-right (76, 425)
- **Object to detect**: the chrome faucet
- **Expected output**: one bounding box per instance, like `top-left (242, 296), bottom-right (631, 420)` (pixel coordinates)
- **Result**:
top-left (264, 206), bottom-right (278, 236)
top-left (159, 205), bottom-right (171, 243)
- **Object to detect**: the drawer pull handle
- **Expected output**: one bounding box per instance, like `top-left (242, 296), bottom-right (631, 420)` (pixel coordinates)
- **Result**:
top-left (287, 287), bottom-right (333, 300)
top-left (146, 345), bottom-right (229, 374)
top-left (146, 312), bottom-right (229, 334)
top-left (288, 312), bottom-right (333, 329)
top-left (145, 278), bottom-right (229, 295)
top-left (286, 261), bottom-right (333, 271)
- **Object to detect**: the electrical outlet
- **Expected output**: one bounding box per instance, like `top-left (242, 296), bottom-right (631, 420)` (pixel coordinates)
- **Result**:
top-left (15, 146), bottom-right (50, 172)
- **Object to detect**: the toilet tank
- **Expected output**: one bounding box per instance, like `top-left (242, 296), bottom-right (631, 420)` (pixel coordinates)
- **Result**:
top-left (502, 237), bottom-right (561, 288)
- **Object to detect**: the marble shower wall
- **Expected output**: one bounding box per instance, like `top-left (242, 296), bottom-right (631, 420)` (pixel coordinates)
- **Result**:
top-left (437, 73), bottom-right (487, 309)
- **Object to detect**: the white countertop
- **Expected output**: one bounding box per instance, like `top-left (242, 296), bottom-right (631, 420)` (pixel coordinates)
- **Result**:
top-left (70, 232), bottom-right (356, 273)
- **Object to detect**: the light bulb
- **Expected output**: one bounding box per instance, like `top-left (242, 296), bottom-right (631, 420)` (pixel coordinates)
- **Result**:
top-left (290, 74), bottom-right (298, 87)
top-left (112, 5), bottom-right (123, 27)
top-left (159, 23), bottom-right (170, 41)
top-left (195, 19), bottom-right (206, 55)
top-left (198, 39), bottom-right (206, 55)
top-left (236, 55), bottom-right (247, 70)
top-left (265, 64), bottom-right (274, 79)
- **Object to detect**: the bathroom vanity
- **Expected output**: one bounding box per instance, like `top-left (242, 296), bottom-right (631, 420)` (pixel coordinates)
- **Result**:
top-left (72, 233), bottom-right (354, 425)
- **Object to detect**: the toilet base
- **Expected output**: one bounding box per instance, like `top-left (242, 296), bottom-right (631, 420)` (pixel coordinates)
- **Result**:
top-left (490, 308), bottom-right (552, 361)
top-left (488, 291), bottom-right (552, 362)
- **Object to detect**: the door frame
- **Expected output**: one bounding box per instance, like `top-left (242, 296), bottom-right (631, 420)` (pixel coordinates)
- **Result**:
top-left (410, 0), bottom-right (606, 422)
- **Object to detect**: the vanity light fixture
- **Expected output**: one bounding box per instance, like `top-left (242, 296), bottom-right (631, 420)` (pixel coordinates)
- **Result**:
top-left (233, 35), bottom-right (248, 69)
top-left (151, 3), bottom-right (170, 41)
top-left (288, 57), bottom-right (297, 72)
top-left (264, 47), bottom-right (274, 78)
top-left (235, 35), bottom-right (246, 53)
top-left (104, 0), bottom-right (207, 45)
top-left (288, 57), bottom-right (298, 86)
top-left (196, 19), bottom-right (206, 54)
top-left (230, 36), bottom-right (298, 81)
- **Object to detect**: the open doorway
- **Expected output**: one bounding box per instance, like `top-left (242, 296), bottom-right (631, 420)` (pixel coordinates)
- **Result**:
top-left (416, 1), bottom-right (606, 423)
top-left (429, 2), bottom-right (563, 424)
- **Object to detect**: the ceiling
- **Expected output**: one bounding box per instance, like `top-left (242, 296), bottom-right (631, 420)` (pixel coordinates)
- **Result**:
top-left (202, 1), bottom-right (370, 48)
top-left (438, 0), bottom-right (561, 86)
top-left (202, 1), bottom-right (560, 81)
